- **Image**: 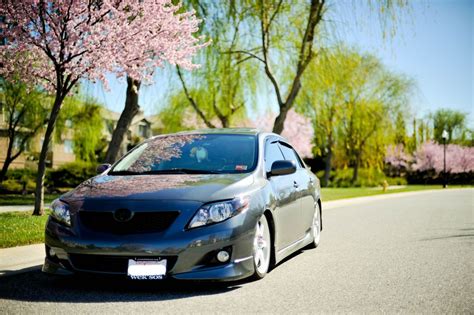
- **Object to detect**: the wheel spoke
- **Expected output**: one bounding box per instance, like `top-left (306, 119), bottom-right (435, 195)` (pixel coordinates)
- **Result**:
top-left (256, 249), bottom-right (264, 267)
top-left (253, 216), bottom-right (270, 275)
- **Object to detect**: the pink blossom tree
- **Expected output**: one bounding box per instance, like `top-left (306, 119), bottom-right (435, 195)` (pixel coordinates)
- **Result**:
top-left (385, 144), bottom-right (411, 176)
top-left (412, 141), bottom-right (474, 174)
top-left (1, 0), bottom-right (206, 215)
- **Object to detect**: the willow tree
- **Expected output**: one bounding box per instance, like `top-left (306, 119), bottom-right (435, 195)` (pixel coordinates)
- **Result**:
top-left (300, 47), bottom-right (412, 184)
top-left (227, 0), bottom-right (410, 134)
top-left (56, 97), bottom-right (104, 162)
top-left (0, 78), bottom-right (49, 183)
top-left (335, 50), bottom-right (413, 183)
top-left (299, 49), bottom-right (349, 186)
top-left (172, 0), bottom-right (258, 128)
top-left (431, 109), bottom-right (468, 144)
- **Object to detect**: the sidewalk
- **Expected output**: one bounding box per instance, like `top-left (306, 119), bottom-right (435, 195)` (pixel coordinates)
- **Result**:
top-left (0, 188), bottom-right (471, 277)
top-left (0, 204), bottom-right (51, 213)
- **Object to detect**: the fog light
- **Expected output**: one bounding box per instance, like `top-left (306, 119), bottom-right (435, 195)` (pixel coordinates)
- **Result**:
top-left (49, 248), bottom-right (56, 257)
top-left (216, 250), bottom-right (230, 263)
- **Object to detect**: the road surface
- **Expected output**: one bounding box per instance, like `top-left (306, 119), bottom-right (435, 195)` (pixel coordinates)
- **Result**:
top-left (0, 189), bottom-right (472, 313)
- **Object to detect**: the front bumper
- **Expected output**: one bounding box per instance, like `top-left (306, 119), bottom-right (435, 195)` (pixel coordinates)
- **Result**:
top-left (43, 213), bottom-right (257, 281)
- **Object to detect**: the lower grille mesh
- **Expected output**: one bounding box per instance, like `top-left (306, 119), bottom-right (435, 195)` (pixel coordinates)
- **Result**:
top-left (69, 254), bottom-right (178, 274)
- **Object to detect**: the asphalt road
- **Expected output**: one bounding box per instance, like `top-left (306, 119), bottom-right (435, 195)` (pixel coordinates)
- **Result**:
top-left (0, 189), bottom-right (472, 313)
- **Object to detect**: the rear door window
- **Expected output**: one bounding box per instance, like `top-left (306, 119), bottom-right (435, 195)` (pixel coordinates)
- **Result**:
top-left (278, 143), bottom-right (303, 168)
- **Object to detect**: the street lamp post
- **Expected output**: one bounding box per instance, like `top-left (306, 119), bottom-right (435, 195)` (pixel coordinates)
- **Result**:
top-left (442, 130), bottom-right (448, 188)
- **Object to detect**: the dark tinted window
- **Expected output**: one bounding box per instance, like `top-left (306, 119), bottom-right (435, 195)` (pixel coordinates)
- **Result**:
top-left (278, 143), bottom-right (302, 168)
top-left (264, 141), bottom-right (284, 173)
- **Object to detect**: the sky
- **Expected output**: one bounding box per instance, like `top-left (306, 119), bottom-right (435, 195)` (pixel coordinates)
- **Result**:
top-left (83, 0), bottom-right (473, 125)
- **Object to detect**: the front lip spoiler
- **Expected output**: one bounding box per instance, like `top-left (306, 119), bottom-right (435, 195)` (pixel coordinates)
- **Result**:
top-left (42, 255), bottom-right (255, 282)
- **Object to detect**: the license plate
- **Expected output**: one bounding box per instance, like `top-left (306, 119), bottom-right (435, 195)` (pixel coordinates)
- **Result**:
top-left (127, 258), bottom-right (167, 280)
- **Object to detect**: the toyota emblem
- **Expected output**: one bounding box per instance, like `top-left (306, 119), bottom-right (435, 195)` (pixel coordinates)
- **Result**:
top-left (113, 208), bottom-right (134, 222)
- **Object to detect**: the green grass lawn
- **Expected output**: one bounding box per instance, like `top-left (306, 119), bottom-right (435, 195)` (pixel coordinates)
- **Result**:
top-left (0, 194), bottom-right (61, 206)
top-left (321, 185), bottom-right (471, 201)
top-left (0, 211), bottom-right (49, 248)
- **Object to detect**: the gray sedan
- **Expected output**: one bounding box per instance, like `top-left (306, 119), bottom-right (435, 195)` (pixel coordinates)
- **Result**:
top-left (43, 128), bottom-right (322, 281)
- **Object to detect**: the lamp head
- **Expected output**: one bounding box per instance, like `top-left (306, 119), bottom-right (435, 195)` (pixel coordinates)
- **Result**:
top-left (442, 130), bottom-right (448, 140)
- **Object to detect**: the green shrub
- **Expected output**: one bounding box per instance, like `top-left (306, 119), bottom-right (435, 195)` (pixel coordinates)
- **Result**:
top-left (385, 176), bottom-right (407, 186)
top-left (0, 169), bottom-right (37, 193)
top-left (5, 168), bottom-right (37, 180)
top-left (46, 161), bottom-right (97, 189)
top-left (0, 179), bottom-right (23, 193)
top-left (317, 168), bottom-right (390, 187)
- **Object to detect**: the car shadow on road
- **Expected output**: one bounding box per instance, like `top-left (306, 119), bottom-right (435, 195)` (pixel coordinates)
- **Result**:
top-left (0, 268), bottom-right (242, 303)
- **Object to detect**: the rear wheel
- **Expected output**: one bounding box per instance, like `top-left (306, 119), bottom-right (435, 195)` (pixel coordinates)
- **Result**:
top-left (251, 215), bottom-right (271, 279)
top-left (308, 202), bottom-right (321, 249)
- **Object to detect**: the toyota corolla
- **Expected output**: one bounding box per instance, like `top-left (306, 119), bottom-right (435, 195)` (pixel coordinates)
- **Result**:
top-left (43, 128), bottom-right (322, 281)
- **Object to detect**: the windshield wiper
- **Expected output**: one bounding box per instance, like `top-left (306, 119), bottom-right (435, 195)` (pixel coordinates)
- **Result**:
top-left (108, 170), bottom-right (141, 176)
top-left (109, 169), bottom-right (222, 176)
top-left (140, 168), bottom-right (222, 175)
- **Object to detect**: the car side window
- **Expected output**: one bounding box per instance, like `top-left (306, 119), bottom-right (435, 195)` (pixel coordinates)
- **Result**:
top-left (278, 143), bottom-right (303, 168)
top-left (264, 141), bottom-right (285, 173)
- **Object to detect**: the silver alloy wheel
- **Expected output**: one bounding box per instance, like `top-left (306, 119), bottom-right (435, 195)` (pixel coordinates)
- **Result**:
top-left (312, 203), bottom-right (321, 246)
top-left (253, 215), bottom-right (271, 275)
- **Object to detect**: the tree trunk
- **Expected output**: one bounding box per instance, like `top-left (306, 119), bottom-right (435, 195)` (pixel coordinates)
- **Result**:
top-left (351, 152), bottom-right (361, 184)
top-left (0, 159), bottom-right (11, 183)
top-left (0, 135), bottom-right (15, 183)
top-left (272, 106), bottom-right (290, 134)
top-left (104, 76), bottom-right (141, 164)
top-left (33, 93), bottom-right (64, 216)
top-left (272, 79), bottom-right (301, 134)
top-left (323, 145), bottom-right (332, 187)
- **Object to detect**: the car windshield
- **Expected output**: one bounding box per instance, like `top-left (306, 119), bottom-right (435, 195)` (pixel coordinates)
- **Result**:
top-left (110, 134), bottom-right (258, 175)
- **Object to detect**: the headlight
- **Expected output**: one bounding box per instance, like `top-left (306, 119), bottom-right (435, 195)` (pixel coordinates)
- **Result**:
top-left (188, 196), bottom-right (249, 229)
top-left (51, 199), bottom-right (71, 226)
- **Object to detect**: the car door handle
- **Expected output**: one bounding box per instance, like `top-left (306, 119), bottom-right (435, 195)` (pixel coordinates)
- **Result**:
top-left (309, 178), bottom-right (314, 184)
top-left (293, 181), bottom-right (299, 188)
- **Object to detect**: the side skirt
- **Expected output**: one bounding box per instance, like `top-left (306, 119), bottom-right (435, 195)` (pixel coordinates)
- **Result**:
top-left (274, 232), bottom-right (313, 264)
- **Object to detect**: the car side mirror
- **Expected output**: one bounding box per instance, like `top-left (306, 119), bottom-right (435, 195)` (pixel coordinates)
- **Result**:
top-left (96, 163), bottom-right (111, 174)
top-left (269, 160), bottom-right (296, 177)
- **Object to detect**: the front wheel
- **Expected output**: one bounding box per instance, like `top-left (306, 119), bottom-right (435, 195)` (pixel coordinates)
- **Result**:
top-left (308, 202), bottom-right (321, 249)
top-left (251, 215), bottom-right (271, 280)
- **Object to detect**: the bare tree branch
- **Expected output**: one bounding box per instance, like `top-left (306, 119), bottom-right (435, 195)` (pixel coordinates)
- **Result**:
top-left (176, 66), bottom-right (216, 129)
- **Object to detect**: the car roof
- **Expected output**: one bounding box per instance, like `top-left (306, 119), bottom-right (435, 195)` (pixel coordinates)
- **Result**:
top-left (148, 128), bottom-right (287, 142)
top-left (172, 128), bottom-right (261, 136)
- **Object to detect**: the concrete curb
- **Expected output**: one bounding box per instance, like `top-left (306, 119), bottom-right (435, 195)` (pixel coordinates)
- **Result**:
top-left (322, 187), bottom-right (473, 210)
top-left (0, 243), bottom-right (44, 277)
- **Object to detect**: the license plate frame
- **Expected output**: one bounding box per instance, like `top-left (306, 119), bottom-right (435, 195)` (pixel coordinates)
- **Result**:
top-left (127, 258), bottom-right (167, 280)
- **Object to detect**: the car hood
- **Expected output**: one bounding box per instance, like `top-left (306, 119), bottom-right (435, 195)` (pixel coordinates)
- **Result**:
top-left (62, 173), bottom-right (255, 205)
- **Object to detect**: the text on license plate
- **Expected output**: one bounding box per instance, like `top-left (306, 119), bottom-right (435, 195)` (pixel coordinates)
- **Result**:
top-left (127, 259), bottom-right (167, 280)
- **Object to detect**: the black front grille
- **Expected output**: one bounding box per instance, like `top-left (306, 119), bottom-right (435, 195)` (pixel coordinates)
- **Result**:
top-left (78, 211), bottom-right (179, 234)
top-left (68, 254), bottom-right (178, 274)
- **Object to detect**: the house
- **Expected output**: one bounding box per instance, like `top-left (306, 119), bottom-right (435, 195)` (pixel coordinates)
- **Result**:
top-left (102, 108), bottom-right (155, 157)
top-left (0, 106), bottom-right (159, 170)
